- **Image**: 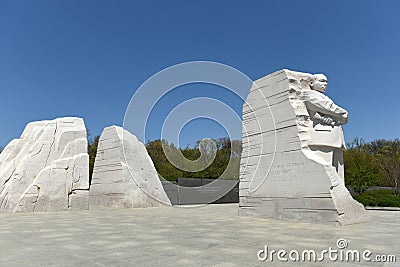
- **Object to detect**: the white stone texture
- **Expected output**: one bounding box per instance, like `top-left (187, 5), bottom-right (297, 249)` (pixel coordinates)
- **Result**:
top-left (239, 69), bottom-right (368, 225)
top-left (0, 117), bottom-right (89, 212)
top-left (89, 126), bottom-right (171, 208)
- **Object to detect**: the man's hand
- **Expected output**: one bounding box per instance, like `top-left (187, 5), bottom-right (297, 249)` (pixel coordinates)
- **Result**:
top-left (321, 116), bottom-right (334, 125)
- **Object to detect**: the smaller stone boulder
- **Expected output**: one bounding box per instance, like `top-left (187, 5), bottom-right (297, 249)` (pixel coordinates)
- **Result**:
top-left (89, 126), bottom-right (171, 208)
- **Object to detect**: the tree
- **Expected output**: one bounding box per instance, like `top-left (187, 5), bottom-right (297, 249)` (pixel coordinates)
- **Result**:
top-left (146, 139), bottom-right (183, 181)
top-left (345, 138), bottom-right (400, 195)
top-left (364, 139), bottom-right (393, 154)
top-left (376, 139), bottom-right (400, 195)
top-left (344, 149), bottom-right (382, 193)
top-left (346, 137), bottom-right (366, 150)
top-left (88, 135), bottom-right (100, 184)
top-left (145, 138), bottom-right (242, 180)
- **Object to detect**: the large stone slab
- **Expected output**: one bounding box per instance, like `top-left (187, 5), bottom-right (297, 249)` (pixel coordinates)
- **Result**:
top-left (89, 126), bottom-right (171, 208)
top-left (239, 69), bottom-right (368, 225)
top-left (0, 117), bottom-right (89, 212)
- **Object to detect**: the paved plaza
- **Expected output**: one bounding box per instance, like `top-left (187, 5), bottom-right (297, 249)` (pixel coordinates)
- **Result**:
top-left (0, 204), bottom-right (398, 266)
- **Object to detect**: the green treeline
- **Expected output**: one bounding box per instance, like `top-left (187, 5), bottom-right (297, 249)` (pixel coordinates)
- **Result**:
top-left (88, 135), bottom-right (100, 185)
top-left (145, 138), bottom-right (242, 181)
top-left (87, 137), bottom-right (242, 182)
top-left (4, 135), bottom-right (400, 206)
top-left (344, 138), bottom-right (400, 207)
top-left (5, 136), bottom-right (400, 190)
top-left (143, 137), bottom-right (400, 197)
top-left (344, 138), bottom-right (400, 194)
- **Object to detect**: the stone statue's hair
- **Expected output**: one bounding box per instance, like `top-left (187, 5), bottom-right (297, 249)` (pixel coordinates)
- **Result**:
top-left (311, 73), bottom-right (327, 82)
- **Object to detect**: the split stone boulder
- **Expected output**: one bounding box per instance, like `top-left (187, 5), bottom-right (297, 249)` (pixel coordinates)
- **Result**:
top-left (0, 117), bottom-right (89, 212)
top-left (89, 126), bottom-right (171, 208)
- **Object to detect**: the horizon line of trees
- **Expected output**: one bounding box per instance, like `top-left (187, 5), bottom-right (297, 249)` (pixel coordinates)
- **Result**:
top-left (146, 138), bottom-right (242, 181)
top-left (87, 136), bottom-right (242, 182)
top-left (2, 135), bottom-right (400, 196)
top-left (344, 138), bottom-right (400, 195)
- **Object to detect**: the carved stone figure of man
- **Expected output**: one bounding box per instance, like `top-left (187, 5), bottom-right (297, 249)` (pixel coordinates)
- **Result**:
top-left (302, 74), bottom-right (348, 179)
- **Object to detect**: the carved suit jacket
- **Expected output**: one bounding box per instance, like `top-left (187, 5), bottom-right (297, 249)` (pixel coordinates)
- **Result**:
top-left (302, 90), bottom-right (347, 149)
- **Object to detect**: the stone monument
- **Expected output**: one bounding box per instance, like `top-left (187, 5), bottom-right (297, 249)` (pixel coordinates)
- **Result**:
top-left (89, 126), bottom-right (171, 208)
top-left (239, 69), bottom-right (368, 225)
top-left (0, 117), bottom-right (89, 212)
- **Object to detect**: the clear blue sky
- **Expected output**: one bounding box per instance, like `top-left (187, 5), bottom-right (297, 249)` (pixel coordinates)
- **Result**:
top-left (1, 0), bottom-right (399, 147)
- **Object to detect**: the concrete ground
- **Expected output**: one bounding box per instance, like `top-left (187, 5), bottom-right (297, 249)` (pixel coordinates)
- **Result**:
top-left (0, 204), bottom-right (398, 267)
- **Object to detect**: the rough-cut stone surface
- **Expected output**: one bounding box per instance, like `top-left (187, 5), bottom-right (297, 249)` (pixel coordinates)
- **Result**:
top-left (0, 117), bottom-right (89, 212)
top-left (239, 69), bottom-right (368, 225)
top-left (89, 126), bottom-right (171, 208)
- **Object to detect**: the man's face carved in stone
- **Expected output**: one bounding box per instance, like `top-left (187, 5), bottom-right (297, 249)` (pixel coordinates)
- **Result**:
top-left (311, 74), bottom-right (328, 93)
